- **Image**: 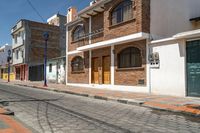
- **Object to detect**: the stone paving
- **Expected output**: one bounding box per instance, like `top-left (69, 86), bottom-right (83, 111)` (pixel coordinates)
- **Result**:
top-left (1, 80), bottom-right (200, 116)
top-left (0, 83), bottom-right (200, 133)
top-left (0, 107), bottom-right (32, 133)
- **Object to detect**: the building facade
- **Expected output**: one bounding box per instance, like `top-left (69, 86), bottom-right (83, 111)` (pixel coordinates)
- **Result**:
top-left (66, 0), bottom-right (150, 92)
top-left (65, 0), bottom-right (200, 97)
top-left (11, 14), bottom-right (66, 81)
top-left (46, 56), bottom-right (66, 84)
top-left (0, 44), bottom-right (15, 80)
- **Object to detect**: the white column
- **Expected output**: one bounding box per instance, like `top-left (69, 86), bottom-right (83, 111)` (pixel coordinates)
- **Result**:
top-left (89, 50), bottom-right (92, 84)
top-left (89, 16), bottom-right (92, 84)
top-left (146, 39), bottom-right (151, 93)
top-left (65, 26), bottom-right (69, 85)
top-left (111, 45), bottom-right (115, 85)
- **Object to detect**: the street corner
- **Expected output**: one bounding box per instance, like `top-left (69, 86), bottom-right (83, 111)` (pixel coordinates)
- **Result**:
top-left (0, 107), bottom-right (32, 133)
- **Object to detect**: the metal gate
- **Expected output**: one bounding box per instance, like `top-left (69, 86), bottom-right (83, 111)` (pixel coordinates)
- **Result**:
top-left (186, 40), bottom-right (200, 97)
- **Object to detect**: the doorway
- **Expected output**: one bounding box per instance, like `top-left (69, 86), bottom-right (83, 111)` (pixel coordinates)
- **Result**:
top-left (102, 56), bottom-right (111, 84)
top-left (92, 57), bottom-right (100, 84)
top-left (186, 40), bottom-right (200, 97)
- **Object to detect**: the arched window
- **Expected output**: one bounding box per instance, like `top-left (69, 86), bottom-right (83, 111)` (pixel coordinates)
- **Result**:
top-left (71, 56), bottom-right (84, 72)
top-left (111, 0), bottom-right (133, 25)
top-left (73, 25), bottom-right (84, 41)
top-left (118, 47), bottom-right (142, 68)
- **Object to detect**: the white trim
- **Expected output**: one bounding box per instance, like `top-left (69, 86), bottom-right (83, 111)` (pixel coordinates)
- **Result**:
top-left (150, 29), bottom-right (200, 45)
top-left (77, 32), bottom-right (149, 51)
top-left (111, 45), bottom-right (114, 85)
top-left (67, 50), bottom-right (82, 55)
top-left (66, 26), bottom-right (69, 85)
top-left (89, 50), bottom-right (92, 84)
top-left (150, 37), bottom-right (176, 44)
top-left (66, 83), bottom-right (149, 93)
top-left (174, 29), bottom-right (200, 39)
top-left (146, 39), bottom-right (151, 93)
top-left (186, 38), bottom-right (200, 42)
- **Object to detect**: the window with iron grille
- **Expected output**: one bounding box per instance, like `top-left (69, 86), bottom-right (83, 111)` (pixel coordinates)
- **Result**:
top-left (111, 0), bottom-right (133, 25)
top-left (118, 47), bottom-right (142, 68)
top-left (71, 56), bottom-right (84, 72)
top-left (73, 25), bottom-right (84, 41)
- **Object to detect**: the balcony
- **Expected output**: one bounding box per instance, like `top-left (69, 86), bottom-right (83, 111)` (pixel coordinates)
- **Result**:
top-left (76, 28), bottom-right (104, 47)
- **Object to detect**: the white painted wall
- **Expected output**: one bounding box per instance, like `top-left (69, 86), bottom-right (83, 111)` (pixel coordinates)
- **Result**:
top-left (47, 58), bottom-right (66, 84)
top-left (12, 46), bottom-right (25, 65)
top-left (150, 39), bottom-right (186, 97)
top-left (151, 0), bottom-right (200, 40)
top-left (47, 61), bottom-right (57, 81)
top-left (0, 44), bottom-right (12, 66)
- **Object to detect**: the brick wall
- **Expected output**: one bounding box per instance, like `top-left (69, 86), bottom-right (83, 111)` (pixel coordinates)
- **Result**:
top-left (67, 0), bottom-right (150, 51)
top-left (68, 19), bottom-right (89, 52)
top-left (28, 21), bottom-right (61, 64)
top-left (68, 52), bottom-right (89, 84)
top-left (103, 0), bottom-right (150, 40)
top-left (91, 13), bottom-right (104, 44)
top-left (114, 40), bottom-right (147, 86)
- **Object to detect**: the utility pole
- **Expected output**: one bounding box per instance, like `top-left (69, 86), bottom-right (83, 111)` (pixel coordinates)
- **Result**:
top-left (43, 32), bottom-right (49, 87)
top-left (7, 49), bottom-right (11, 82)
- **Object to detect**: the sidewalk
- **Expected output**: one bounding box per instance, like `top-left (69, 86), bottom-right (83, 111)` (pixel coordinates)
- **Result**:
top-left (1, 79), bottom-right (200, 117)
top-left (0, 107), bottom-right (31, 133)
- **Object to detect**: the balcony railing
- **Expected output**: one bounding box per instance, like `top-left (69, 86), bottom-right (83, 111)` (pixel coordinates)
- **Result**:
top-left (76, 28), bottom-right (104, 47)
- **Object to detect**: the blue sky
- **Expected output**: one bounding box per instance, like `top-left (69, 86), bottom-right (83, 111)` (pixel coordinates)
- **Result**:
top-left (0, 0), bottom-right (92, 46)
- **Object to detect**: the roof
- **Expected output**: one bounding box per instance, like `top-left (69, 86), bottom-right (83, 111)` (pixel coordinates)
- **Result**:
top-left (190, 17), bottom-right (200, 22)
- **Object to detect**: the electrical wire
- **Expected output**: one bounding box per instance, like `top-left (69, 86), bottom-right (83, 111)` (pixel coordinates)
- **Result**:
top-left (26, 0), bottom-right (46, 23)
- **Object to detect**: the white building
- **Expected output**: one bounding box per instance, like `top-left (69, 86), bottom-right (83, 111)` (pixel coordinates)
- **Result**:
top-left (149, 0), bottom-right (200, 98)
top-left (64, 0), bottom-right (200, 98)
top-left (0, 44), bottom-right (12, 66)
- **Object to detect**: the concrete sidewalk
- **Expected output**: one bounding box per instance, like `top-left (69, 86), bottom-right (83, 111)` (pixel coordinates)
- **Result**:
top-left (1, 80), bottom-right (200, 117)
top-left (0, 107), bottom-right (32, 133)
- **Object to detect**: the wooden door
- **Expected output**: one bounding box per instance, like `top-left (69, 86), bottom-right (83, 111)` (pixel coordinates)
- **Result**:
top-left (103, 56), bottom-right (111, 84)
top-left (92, 58), bottom-right (100, 84)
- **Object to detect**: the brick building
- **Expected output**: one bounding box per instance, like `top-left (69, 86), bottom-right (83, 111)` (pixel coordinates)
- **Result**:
top-left (66, 0), bottom-right (200, 96)
top-left (66, 0), bottom-right (150, 92)
top-left (11, 14), bottom-right (66, 81)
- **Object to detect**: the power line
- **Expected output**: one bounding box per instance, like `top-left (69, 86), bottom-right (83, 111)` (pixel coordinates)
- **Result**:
top-left (26, 0), bottom-right (46, 23)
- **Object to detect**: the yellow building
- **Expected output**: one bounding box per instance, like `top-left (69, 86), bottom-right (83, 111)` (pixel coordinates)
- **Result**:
top-left (0, 66), bottom-right (15, 81)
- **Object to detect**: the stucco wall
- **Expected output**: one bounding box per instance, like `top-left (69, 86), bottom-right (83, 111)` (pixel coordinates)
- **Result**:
top-left (150, 39), bottom-right (186, 97)
top-left (151, 0), bottom-right (200, 40)
top-left (0, 45), bottom-right (12, 66)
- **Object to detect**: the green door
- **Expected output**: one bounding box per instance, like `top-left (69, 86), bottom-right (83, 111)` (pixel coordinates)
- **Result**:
top-left (187, 40), bottom-right (200, 97)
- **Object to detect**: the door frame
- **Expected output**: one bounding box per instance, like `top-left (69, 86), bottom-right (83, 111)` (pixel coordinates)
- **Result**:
top-left (186, 39), bottom-right (200, 97)
top-left (91, 57), bottom-right (100, 84)
top-left (102, 55), bottom-right (111, 84)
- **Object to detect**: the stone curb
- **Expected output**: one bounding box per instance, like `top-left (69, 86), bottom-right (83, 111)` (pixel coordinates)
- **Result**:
top-left (5, 83), bottom-right (200, 117)
top-left (143, 104), bottom-right (200, 117)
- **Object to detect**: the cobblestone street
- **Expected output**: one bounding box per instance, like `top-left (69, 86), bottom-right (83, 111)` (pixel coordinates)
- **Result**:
top-left (0, 83), bottom-right (200, 133)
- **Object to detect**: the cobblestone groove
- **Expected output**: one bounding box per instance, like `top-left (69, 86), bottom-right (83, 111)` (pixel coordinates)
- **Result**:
top-left (0, 84), bottom-right (200, 133)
